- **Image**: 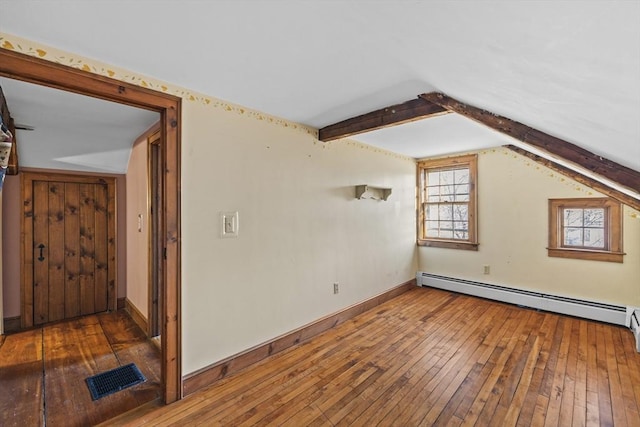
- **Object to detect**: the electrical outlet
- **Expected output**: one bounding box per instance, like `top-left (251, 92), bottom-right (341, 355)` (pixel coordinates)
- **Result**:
top-left (483, 265), bottom-right (490, 275)
top-left (220, 211), bottom-right (239, 238)
top-left (333, 283), bottom-right (339, 294)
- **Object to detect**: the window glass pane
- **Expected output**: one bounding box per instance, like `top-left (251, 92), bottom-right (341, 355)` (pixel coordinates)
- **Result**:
top-left (426, 221), bottom-right (439, 237)
top-left (440, 186), bottom-right (454, 201)
top-left (455, 231), bottom-right (469, 240)
top-left (426, 205), bottom-right (439, 220)
top-left (439, 229), bottom-right (454, 239)
top-left (440, 221), bottom-right (453, 232)
top-left (455, 168), bottom-right (470, 184)
top-left (427, 171), bottom-right (440, 186)
top-left (440, 170), bottom-right (454, 185)
top-left (453, 222), bottom-right (468, 239)
top-left (439, 204), bottom-right (453, 220)
top-left (564, 227), bottom-right (583, 246)
top-left (584, 209), bottom-right (604, 228)
top-left (453, 221), bottom-right (468, 231)
top-left (564, 209), bottom-right (583, 227)
top-left (453, 205), bottom-right (468, 221)
top-left (584, 228), bottom-right (605, 248)
top-left (428, 194), bottom-right (441, 203)
top-left (454, 184), bottom-right (469, 195)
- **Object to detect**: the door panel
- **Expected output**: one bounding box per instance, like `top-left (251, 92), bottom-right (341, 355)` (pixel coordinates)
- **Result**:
top-left (47, 182), bottom-right (66, 323)
top-left (24, 173), bottom-right (115, 327)
top-left (33, 181), bottom-right (49, 325)
top-left (78, 183), bottom-right (96, 317)
top-left (64, 183), bottom-right (80, 319)
top-left (94, 183), bottom-right (108, 314)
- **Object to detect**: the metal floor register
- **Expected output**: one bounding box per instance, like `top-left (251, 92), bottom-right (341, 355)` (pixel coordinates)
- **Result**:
top-left (85, 363), bottom-right (146, 400)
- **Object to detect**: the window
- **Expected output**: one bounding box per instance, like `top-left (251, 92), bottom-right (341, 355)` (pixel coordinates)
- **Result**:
top-left (548, 198), bottom-right (624, 262)
top-left (417, 154), bottom-right (477, 250)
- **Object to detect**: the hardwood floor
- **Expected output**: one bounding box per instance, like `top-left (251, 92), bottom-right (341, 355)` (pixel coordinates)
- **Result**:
top-left (0, 310), bottom-right (161, 426)
top-left (122, 287), bottom-right (640, 426)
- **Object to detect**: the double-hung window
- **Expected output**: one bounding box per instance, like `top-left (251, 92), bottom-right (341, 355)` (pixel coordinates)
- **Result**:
top-left (417, 154), bottom-right (478, 250)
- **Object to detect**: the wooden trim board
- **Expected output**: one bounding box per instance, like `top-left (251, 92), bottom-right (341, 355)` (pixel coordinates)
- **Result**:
top-left (2, 316), bottom-right (21, 333)
top-left (125, 298), bottom-right (149, 335)
top-left (182, 278), bottom-right (416, 396)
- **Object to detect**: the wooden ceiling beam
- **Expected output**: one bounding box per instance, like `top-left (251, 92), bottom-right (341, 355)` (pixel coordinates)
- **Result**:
top-left (420, 92), bottom-right (640, 194)
top-left (318, 97), bottom-right (450, 142)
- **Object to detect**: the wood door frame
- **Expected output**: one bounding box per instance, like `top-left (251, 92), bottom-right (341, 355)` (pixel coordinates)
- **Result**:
top-left (22, 172), bottom-right (117, 326)
top-left (148, 129), bottom-right (162, 338)
top-left (0, 49), bottom-right (182, 404)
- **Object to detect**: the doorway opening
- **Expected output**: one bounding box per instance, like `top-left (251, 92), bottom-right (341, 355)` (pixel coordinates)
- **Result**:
top-left (0, 48), bottom-right (182, 405)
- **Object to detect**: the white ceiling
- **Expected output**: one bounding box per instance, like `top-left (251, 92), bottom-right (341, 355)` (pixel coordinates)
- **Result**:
top-left (0, 0), bottom-right (638, 175)
top-left (0, 77), bottom-right (159, 173)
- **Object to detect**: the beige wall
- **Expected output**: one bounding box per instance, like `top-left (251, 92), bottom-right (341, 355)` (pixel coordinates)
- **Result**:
top-left (181, 102), bottom-right (418, 373)
top-left (418, 147), bottom-right (640, 307)
top-left (125, 126), bottom-right (156, 319)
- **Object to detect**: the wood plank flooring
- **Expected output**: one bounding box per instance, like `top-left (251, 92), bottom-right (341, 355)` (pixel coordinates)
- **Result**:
top-left (0, 310), bottom-right (161, 426)
top-left (123, 287), bottom-right (640, 426)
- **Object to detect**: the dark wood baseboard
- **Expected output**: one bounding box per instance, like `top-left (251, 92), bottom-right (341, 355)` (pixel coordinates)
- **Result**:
top-left (124, 299), bottom-right (149, 336)
top-left (183, 278), bottom-right (416, 396)
top-left (3, 299), bottom-right (134, 335)
top-left (2, 316), bottom-right (21, 333)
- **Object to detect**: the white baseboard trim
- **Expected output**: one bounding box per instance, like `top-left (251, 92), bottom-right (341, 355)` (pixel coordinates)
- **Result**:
top-left (630, 309), bottom-right (640, 353)
top-left (417, 272), bottom-right (628, 326)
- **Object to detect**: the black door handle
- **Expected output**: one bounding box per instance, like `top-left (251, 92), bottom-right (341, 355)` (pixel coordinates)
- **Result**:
top-left (38, 243), bottom-right (45, 261)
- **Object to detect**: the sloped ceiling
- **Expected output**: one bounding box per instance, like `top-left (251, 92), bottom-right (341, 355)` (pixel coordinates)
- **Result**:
top-left (0, 1), bottom-right (638, 175)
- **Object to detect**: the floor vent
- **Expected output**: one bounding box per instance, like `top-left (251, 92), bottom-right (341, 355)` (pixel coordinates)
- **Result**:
top-left (86, 363), bottom-right (146, 400)
top-left (417, 272), bottom-right (627, 326)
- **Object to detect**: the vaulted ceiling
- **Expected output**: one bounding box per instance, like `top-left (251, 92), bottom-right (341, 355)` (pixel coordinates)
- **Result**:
top-left (0, 1), bottom-right (638, 187)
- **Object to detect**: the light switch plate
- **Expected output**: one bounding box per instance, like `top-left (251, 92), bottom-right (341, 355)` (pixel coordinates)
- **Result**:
top-left (221, 211), bottom-right (239, 238)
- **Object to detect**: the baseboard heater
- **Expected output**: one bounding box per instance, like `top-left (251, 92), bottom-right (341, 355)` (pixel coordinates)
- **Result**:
top-left (417, 272), bottom-right (629, 327)
top-left (631, 310), bottom-right (640, 352)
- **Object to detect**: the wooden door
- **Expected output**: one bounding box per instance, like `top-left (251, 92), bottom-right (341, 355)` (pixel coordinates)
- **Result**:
top-left (22, 172), bottom-right (116, 327)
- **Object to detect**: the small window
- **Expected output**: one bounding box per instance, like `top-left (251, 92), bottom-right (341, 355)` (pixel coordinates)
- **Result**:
top-left (548, 198), bottom-right (624, 262)
top-left (417, 154), bottom-right (478, 250)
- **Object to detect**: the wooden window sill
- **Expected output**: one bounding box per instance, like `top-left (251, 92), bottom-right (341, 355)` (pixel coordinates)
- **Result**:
top-left (547, 248), bottom-right (625, 263)
top-left (418, 239), bottom-right (479, 251)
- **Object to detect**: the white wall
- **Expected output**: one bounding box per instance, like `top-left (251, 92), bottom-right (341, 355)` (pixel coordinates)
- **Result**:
top-left (418, 147), bottom-right (640, 307)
